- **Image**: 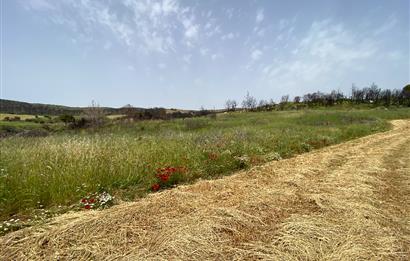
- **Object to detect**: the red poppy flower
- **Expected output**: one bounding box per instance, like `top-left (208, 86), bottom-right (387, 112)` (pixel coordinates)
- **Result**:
top-left (151, 183), bottom-right (160, 191)
top-left (81, 198), bottom-right (87, 203)
top-left (89, 198), bottom-right (96, 203)
top-left (158, 173), bottom-right (170, 182)
top-left (85, 205), bottom-right (91, 209)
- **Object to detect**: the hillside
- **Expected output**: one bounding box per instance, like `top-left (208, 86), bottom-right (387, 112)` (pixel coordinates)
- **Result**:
top-left (0, 99), bottom-right (181, 116)
top-left (0, 99), bottom-right (85, 115)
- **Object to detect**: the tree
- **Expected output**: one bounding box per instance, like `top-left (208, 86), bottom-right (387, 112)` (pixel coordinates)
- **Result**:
top-left (225, 99), bottom-right (237, 111)
top-left (258, 99), bottom-right (268, 107)
top-left (293, 96), bottom-right (301, 103)
top-left (242, 92), bottom-right (257, 111)
top-left (379, 89), bottom-right (392, 106)
top-left (280, 95), bottom-right (289, 104)
top-left (366, 83), bottom-right (381, 103)
top-left (84, 100), bottom-right (106, 127)
top-left (403, 84), bottom-right (410, 106)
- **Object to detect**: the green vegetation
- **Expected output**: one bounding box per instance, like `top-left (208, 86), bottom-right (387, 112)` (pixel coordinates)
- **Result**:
top-left (0, 113), bottom-right (39, 120)
top-left (1, 108), bottom-right (409, 223)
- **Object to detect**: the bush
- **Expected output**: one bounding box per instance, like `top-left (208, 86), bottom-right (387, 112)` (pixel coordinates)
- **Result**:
top-left (3, 116), bottom-right (20, 122)
top-left (69, 117), bottom-right (89, 129)
top-left (58, 114), bottom-right (75, 124)
top-left (84, 101), bottom-right (107, 127)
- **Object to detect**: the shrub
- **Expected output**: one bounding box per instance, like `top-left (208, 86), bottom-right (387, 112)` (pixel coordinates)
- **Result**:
top-left (84, 100), bottom-right (107, 127)
top-left (69, 117), bottom-right (89, 129)
top-left (4, 116), bottom-right (21, 122)
top-left (58, 114), bottom-right (75, 124)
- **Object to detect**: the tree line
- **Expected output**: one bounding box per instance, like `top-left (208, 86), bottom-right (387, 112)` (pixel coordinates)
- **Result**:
top-left (226, 84), bottom-right (410, 111)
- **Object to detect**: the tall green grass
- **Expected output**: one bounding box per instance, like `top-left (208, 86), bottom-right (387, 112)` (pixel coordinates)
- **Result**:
top-left (1, 108), bottom-right (409, 219)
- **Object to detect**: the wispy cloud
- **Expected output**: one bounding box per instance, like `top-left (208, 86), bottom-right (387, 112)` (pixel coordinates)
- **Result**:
top-left (256, 8), bottom-right (264, 23)
top-left (21, 0), bottom-right (211, 54)
top-left (21, 0), bottom-right (55, 11)
top-left (158, 63), bottom-right (167, 69)
top-left (221, 32), bottom-right (236, 40)
top-left (263, 19), bottom-right (379, 89)
top-left (226, 8), bottom-right (234, 19)
top-left (373, 15), bottom-right (398, 35)
top-left (200, 48), bottom-right (209, 56)
top-left (211, 53), bottom-right (223, 61)
top-left (251, 49), bottom-right (263, 61)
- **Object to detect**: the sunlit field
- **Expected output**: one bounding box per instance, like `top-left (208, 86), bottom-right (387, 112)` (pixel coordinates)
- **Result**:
top-left (1, 108), bottom-right (410, 223)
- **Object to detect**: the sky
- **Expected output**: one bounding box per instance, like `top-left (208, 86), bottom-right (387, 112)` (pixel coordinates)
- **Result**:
top-left (1, 0), bottom-right (409, 109)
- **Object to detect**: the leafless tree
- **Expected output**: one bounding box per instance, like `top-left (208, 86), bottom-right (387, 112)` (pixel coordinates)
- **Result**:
top-left (280, 95), bottom-right (289, 104)
top-left (242, 92), bottom-right (257, 111)
top-left (84, 100), bottom-right (106, 127)
top-left (225, 99), bottom-right (237, 111)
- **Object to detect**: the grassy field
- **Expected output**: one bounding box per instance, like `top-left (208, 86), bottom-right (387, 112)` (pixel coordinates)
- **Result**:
top-left (1, 108), bottom-right (410, 224)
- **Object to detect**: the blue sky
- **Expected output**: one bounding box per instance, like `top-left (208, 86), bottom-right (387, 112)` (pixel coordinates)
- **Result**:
top-left (2, 0), bottom-right (409, 109)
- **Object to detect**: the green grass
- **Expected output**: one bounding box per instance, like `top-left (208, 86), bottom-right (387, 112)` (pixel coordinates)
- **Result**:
top-left (0, 113), bottom-right (42, 120)
top-left (0, 115), bottom-right (62, 136)
top-left (1, 108), bottom-right (409, 221)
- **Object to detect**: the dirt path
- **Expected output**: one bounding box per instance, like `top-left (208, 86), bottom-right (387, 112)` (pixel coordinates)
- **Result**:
top-left (1, 120), bottom-right (409, 260)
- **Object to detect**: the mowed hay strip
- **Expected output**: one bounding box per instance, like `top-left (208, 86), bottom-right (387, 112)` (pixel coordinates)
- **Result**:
top-left (1, 120), bottom-right (409, 260)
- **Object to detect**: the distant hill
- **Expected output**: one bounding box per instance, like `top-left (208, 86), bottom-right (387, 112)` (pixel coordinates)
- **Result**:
top-left (0, 99), bottom-right (149, 116)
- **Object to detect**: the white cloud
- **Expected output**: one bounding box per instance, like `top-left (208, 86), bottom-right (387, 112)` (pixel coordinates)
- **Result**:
top-left (263, 19), bottom-right (379, 88)
top-left (181, 16), bottom-right (200, 46)
top-left (221, 32), bottom-right (235, 40)
top-left (185, 24), bottom-right (199, 39)
top-left (204, 23), bottom-right (221, 37)
top-left (162, 0), bottom-right (179, 14)
top-left (21, 0), bottom-right (206, 54)
top-left (211, 53), bottom-right (223, 60)
top-left (182, 54), bottom-right (192, 64)
top-left (22, 0), bottom-right (55, 11)
top-left (251, 49), bottom-right (263, 61)
top-left (256, 9), bottom-right (264, 23)
top-left (200, 48), bottom-right (209, 56)
top-left (253, 26), bottom-right (265, 37)
top-left (226, 8), bottom-right (234, 19)
top-left (373, 15), bottom-right (398, 35)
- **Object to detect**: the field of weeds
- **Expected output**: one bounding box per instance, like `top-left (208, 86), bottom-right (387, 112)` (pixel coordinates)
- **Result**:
top-left (1, 108), bottom-right (410, 229)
